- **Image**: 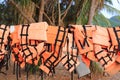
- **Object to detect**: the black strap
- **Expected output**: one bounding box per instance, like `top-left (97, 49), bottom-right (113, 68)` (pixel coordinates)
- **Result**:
top-left (0, 25), bottom-right (7, 47)
top-left (108, 45), bottom-right (117, 57)
top-left (95, 49), bottom-right (113, 67)
top-left (98, 53), bottom-right (112, 67)
top-left (42, 26), bottom-right (67, 73)
top-left (20, 24), bottom-right (30, 47)
top-left (0, 59), bottom-right (7, 75)
top-left (47, 44), bottom-right (52, 52)
top-left (62, 32), bottom-right (78, 72)
top-left (0, 35), bottom-right (12, 72)
top-left (54, 26), bottom-right (66, 50)
top-left (62, 55), bottom-right (77, 71)
top-left (72, 32), bottom-right (78, 67)
top-left (13, 59), bottom-right (21, 77)
top-left (26, 64), bottom-right (31, 80)
top-left (20, 24), bottom-right (38, 66)
top-left (16, 62), bottom-right (19, 80)
top-left (82, 25), bottom-right (89, 47)
top-left (75, 25), bottom-right (89, 49)
top-left (11, 24), bottom-right (37, 79)
top-left (113, 27), bottom-right (120, 50)
top-left (95, 50), bottom-right (104, 58)
top-left (82, 25), bottom-right (87, 35)
top-left (29, 40), bottom-right (38, 46)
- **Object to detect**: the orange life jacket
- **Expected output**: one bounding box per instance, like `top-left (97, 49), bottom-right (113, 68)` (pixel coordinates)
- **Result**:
top-left (83, 51), bottom-right (97, 62)
top-left (39, 26), bottom-right (67, 74)
top-left (71, 25), bottom-right (96, 54)
top-left (92, 26), bottom-right (115, 68)
top-left (94, 44), bottom-right (116, 69)
top-left (61, 33), bottom-right (80, 72)
top-left (0, 25), bottom-right (10, 62)
top-left (107, 27), bottom-right (120, 50)
top-left (61, 51), bottom-right (80, 72)
top-left (10, 22), bottom-right (48, 68)
top-left (107, 27), bottom-right (120, 72)
top-left (93, 26), bottom-right (110, 46)
top-left (3, 23), bottom-right (120, 77)
top-left (46, 26), bottom-right (67, 46)
top-left (39, 47), bottom-right (61, 74)
top-left (105, 62), bottom-right (120, 75)
top-left (69, 25), bottom-right (97, 67)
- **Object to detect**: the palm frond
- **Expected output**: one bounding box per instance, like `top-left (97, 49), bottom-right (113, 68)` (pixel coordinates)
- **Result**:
top-left (102, 4), bottom-right (120, 15)
top-left (93, 12), bottom-right (112, 27)
top-left (76, 0), bottom-right (91, 24)
top-left (104, 0), bottom-right (113, 5)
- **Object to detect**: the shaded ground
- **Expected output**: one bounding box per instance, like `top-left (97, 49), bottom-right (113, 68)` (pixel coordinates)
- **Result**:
top-left (0, 63), bottom-right (120, 80)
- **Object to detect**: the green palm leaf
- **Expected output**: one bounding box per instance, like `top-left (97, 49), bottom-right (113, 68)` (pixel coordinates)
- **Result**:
top-left (102, 4), bottom-right (120, 15)
top-left (93, 12), bottom-right (112, 27)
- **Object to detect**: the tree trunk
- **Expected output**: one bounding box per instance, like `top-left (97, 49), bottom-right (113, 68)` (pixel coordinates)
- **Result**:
top-left (9, 0), bottom-right (35, 23)
top-left (87, 0), bottom-right (99, 25)
top-left (58, 0), bottom-right (61, 26)
top-left (39, 0), bottom-right (44, 22)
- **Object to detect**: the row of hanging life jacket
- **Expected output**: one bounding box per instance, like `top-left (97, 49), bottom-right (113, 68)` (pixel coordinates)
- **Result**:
top-left (0, 22), bottom-right (120, 78)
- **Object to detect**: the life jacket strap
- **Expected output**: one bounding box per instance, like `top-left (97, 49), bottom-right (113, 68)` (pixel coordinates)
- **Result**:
top-left (20, 24), bottom-right (30, 47)
top-left (0, 25), bottom-right (7, 47)
top-left (61, 32), bottom-right (79, 72)
top-left (95, 48), bottom-right (113, 67)
top-left (54, 26), bottom-right (66, 50)
top-left (74, 25), bottom-right (90, 50)
top-left (29, 40), bottom-right (38, 47)
top-left (40, 26), bottom-right (67, 74)
top-left (20, 24), bottom-right (38, 66)
top-left (113, 27), bottom-right (120, 50)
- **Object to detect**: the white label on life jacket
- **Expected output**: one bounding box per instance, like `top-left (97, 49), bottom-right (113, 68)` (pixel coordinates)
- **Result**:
top-left (10, 25), bottom-right (15, 33)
